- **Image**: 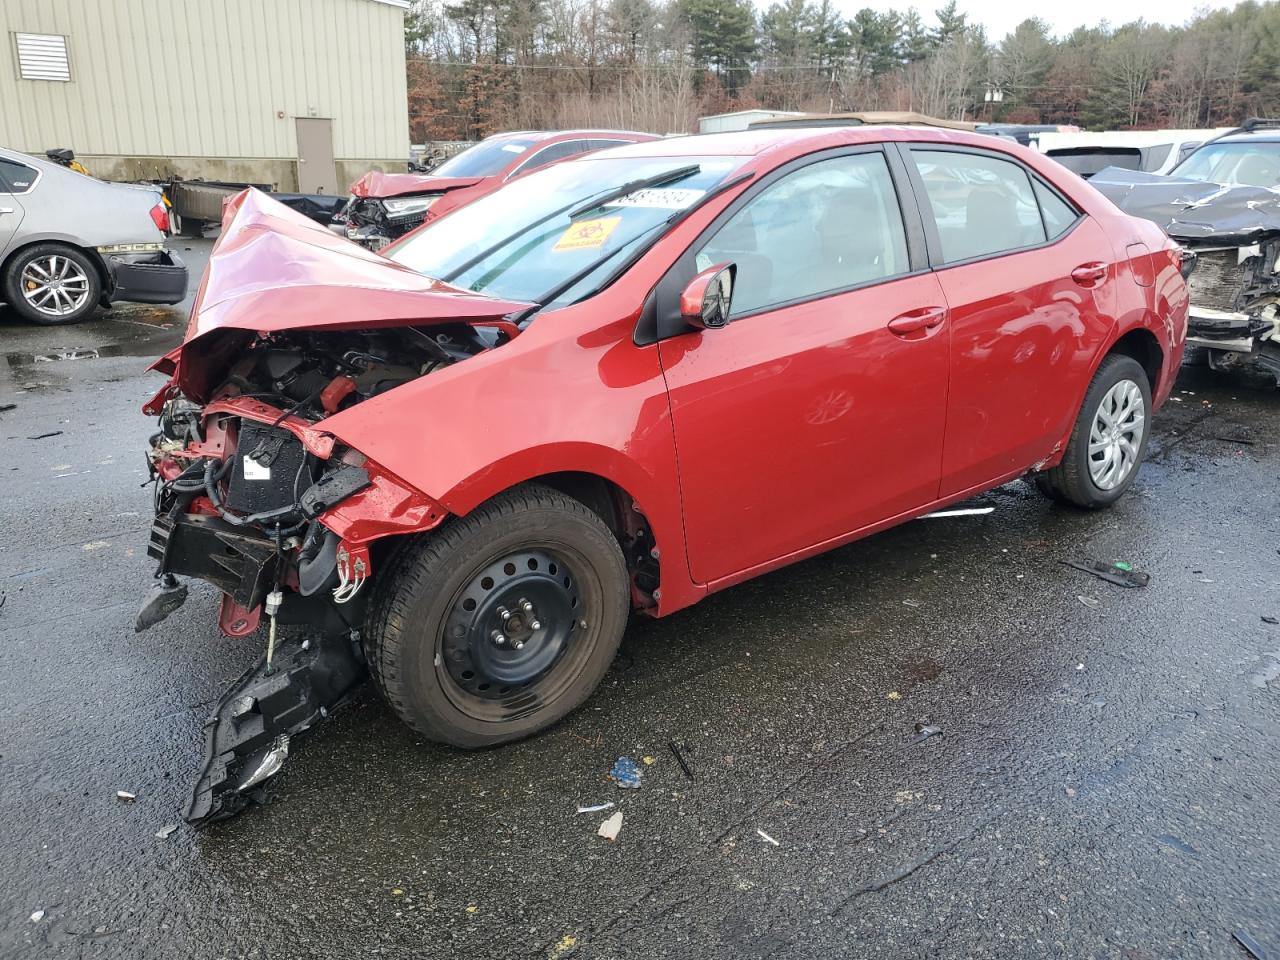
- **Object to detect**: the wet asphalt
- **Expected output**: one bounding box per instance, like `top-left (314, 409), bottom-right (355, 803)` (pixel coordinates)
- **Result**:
top-left (1, 241), bottom-right (1278, 959)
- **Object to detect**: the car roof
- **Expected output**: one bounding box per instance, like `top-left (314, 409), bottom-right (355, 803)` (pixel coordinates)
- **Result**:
top-left (1213, 132), bottom-right (1280, 144)
top-left (580, 125), bottom-right (1005, 160)
top-left (484, 129), bottom-right (658, 146)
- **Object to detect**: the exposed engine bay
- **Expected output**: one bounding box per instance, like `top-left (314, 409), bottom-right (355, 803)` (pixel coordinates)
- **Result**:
top-left (1181, 238), bottom-right (1280, 378)
top-left (142, 324), bottom-right (489, 824)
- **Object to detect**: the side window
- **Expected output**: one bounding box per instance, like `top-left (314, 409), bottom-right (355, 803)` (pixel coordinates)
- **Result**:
top-left (695, 152), bottom-right (909, 317)
top-left (588, 139), bottom-right (631, 151)
top-left (911, 150), bottom-right (1047, 263)
top-left (515, 141), bottom-right (586, 176)
top-left (1033, 180), bottom-right (1078, 239)
top-left (0, 158), bottom-right (38, 194)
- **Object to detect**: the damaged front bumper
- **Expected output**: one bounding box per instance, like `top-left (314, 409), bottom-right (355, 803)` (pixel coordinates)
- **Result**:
top-left (1184, 242), bottom-right (1280, 378)
top-left (102, 247), bottom-right (188, 306)
top-left (140, 389), bottom-right (446, 824)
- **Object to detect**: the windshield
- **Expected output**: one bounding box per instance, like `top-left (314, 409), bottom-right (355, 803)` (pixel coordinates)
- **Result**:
top-left (431, 137), bottom-right (539, 178)
top-left (1172, 140), bottom-right (1280, 189)
top-left (389, 155), bottom-right (746, 305)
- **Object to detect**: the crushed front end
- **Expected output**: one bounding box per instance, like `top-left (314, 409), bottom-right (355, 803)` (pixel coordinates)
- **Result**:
top-left (142, 326), bottom-right (480, 823)
top-left (1182, 238), bottom-right (1280, 379)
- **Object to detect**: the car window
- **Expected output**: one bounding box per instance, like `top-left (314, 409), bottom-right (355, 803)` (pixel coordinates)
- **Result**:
top-left (431, 137), bottom-right (539, 178)
top-left (588, 139), bottom-right (635, 151)
top-left (1033, 180), bottom-right (1077, 239)
top-left (694, 152), bottom-right (908, 317)
top-left (1172, 140), bottom-right (1280, 188)
top-left (0, 157), bottom-right (38, 194)
top-left (912, 150), bottom-right (1048, 263)
top-left (514, 141), bottom-right (587, 176)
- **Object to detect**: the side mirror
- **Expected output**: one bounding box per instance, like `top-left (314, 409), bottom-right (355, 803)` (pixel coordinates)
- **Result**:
top-left (680, 262), bottom-right (736, 330)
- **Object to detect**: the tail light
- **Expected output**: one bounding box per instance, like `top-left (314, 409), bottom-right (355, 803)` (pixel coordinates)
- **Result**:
top-left (149, 202), bottom-right (170, 234)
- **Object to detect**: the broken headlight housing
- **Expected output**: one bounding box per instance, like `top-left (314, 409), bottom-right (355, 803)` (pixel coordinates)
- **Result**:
top-left (381, 194), bottom-right (440, 222)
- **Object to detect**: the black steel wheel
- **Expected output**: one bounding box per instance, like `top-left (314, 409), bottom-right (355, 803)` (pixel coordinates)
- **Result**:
top-left (364, 483), bottom-right (629, 747)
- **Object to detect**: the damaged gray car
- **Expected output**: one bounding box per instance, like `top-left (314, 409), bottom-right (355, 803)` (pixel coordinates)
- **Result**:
top-left (1091, 118), bottom-right (1280, 380)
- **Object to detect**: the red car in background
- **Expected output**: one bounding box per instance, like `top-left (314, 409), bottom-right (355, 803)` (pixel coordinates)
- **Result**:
top-left (336, 129), bottom-right (659, 249)
top-left (142, 125), bottom-right (1189, 822)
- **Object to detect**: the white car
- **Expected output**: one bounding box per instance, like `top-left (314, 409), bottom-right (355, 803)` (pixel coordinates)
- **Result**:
top-left (0, 146), bottom-right (187, 325)
top-left (1039, 129), bottom-right (1235, 180)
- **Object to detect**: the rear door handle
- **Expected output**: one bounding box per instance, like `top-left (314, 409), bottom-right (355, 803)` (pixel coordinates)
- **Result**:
top-left (0, 207), bottom-right (13, 215)
top-left (888, 306), bottom-right (947, 337)
top-left (1071, 262), bottom-right (1107, 286)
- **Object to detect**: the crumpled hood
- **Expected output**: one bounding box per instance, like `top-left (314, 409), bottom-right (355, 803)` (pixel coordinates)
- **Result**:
top-left (349, 170), bottom-right (484, 199)
top-left (185, 188), bottom-right (534, 344)
top-left (1090, 167), bottom-right (1280, 244)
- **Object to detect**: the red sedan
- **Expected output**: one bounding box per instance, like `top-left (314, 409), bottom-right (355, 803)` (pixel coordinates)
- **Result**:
top-left (142, 126), bottom-right (1188, 822)
top-left (339, 129), bottom-right (659, 248)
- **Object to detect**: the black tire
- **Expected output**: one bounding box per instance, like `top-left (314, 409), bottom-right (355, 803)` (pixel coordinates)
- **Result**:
top-left (2, 243), bottom-right (101, 325)
top-left (364, 483), bottom-right (630, 747)
top-left (1035, 353), bottom-right (1152, 508)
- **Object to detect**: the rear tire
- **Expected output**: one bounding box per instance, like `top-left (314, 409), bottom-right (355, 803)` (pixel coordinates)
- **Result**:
top-left (2, 243), bottom-right (101, 325)
top-left (364, 483), bottom-right (630, 748)
top-left (1035, 354), bottom-right (1152, 508)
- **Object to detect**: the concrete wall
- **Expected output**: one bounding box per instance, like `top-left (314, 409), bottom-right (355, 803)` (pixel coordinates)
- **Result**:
top-left (0, 0), bottom-right (410, 186)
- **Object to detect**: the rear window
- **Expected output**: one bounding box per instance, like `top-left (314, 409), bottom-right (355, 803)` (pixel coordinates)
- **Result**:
top-left (1048, 148), bottom-right (1144, 179)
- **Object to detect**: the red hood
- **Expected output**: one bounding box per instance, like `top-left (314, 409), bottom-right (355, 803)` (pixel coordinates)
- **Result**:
top-left (349, 170), bottom-right (485, 199)
top-left (184, 189), bottom-right (533, 344)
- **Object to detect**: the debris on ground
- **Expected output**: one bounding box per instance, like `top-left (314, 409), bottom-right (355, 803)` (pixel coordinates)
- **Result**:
top-left (757, 829), bottom-right (781, 847)
top-left (1216, 436), bottom-right (1257, 446)
top-left (0, 403), bottom-right (16, 413)
top-left (669, 741), bottom-right (695, 781)
top-left (1062, 558), bottom-right (1151, 588)
top-left (30, 910), bottom-right (45, 923)
top-left (922, 506), bottom-right (995, 518)
top-left (597, 811), bottom-right (623, 841)
top-left (1263, 616), bottom-right (1279, 625)
top-left (550, 935), bottom-right (578, 958)
top-left (155, 824), bottom-right (179, 839)
top-left (116, 790), bottom-right (136, 802)
top-left (576, 801), bottom-right (615, 814)
top-left (27, 431), bottom-right (63, 440)
top-left (608, 756), bottom-right (642, 789)
top-left (641, 755), bottom-right (656, 765)
top-left (887, 690), bottom-right (902, 700)
top-left (1077, 595), bottom-right (1101, 609)
top-left (912, 722), bottom-right (943, 744)
top-left (1233, 928), bottom-right (1271, 960)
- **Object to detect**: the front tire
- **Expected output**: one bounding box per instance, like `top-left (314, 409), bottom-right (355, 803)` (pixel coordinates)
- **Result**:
top-left (1035, 354), bottom-right (1152, 508)
top-left (364, 483), bottom-right (630, 748)
top-left (2, 243), bottom-right (101, 325)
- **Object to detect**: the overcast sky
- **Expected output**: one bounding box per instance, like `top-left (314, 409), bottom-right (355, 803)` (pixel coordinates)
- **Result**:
top-left (848, 0), bottom-right (1236, 41)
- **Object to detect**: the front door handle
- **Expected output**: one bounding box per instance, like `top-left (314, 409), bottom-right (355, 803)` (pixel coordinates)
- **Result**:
top-left (0, 207), bottom-right (13, 215)
top-left (888, 306), bottom-right (947, 337)
top-left (1071, 262), bottom-right (1107, 286)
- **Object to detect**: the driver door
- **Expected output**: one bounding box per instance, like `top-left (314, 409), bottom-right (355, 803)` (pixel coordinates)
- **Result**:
top-left (657, 148), bottom-right (951, 585)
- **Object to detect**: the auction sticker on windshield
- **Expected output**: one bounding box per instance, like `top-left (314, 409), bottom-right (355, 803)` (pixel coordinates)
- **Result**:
top-left (554, 216), bottom-right (623, 251)
top-left (605, 188), bottom-right (706, 209)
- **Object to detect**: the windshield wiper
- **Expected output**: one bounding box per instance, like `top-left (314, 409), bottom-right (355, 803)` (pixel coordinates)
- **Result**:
top-left (509, 170), bottom-right (756, 325)
top-left (441, 164), bottom-right (700, 284)
top-left (565, 164), bottom-right (701, 219)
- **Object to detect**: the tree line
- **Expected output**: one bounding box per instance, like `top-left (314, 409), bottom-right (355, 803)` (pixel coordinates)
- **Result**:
top-left (403, 0), bottom-right (1280, 140)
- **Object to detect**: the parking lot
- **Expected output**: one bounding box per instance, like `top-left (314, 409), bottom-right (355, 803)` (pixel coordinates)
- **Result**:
top-left (0, 236), bottom-right (1275, 959)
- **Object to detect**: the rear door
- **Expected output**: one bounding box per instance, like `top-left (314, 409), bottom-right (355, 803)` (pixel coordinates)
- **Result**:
top-left (656, 147), bottom-right (951, 584)
top-left (900, 145), bottom-right (1116, 497)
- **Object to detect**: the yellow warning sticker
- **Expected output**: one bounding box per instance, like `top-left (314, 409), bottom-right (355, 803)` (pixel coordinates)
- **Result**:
top-left (553, 216), bottom-right (622, 252)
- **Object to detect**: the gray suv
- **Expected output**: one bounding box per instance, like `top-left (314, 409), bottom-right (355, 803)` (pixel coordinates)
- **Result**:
top-left (0, 146), bottom-right (187, 325)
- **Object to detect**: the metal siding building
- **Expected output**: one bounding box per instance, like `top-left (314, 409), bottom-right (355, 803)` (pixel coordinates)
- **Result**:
top-left (0, 0), bottom-right (410, 191)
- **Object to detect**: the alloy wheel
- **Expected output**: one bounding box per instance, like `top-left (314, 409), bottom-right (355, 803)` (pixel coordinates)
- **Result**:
top-left (1087, 378), bottom-right (1145, 490)
top-left (21, 254), bottom-right (91, 318)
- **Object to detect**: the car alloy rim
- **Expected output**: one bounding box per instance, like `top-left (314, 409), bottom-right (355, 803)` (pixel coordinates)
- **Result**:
top-left (439, 546), bottom-right (591, 721)
top-left (1088, 378), bottom-right (1145, 490)
top-left (21, 255), bottom-right (90, 317)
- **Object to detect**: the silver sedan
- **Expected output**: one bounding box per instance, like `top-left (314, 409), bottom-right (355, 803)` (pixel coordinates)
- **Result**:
top-left (0, 146), bottom-right (187, 325)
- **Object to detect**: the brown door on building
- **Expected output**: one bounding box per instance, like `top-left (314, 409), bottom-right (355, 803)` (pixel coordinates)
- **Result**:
top-left (295, 118), bottom-right (338, 194)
